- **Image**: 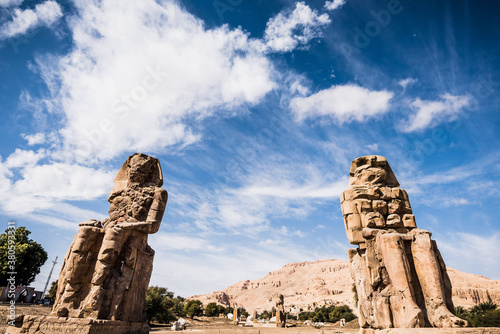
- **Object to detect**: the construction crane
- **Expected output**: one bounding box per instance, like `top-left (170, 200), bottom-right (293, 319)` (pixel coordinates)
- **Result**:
top-left (42, 256), bottom-right (58, 298)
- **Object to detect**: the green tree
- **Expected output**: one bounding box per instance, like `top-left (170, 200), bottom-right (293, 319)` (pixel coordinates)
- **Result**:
top-left (312, 305), bottom-right (332, 322)
top-left (47, 281), bottom-right (58, 299)
top-left (477, 302), bottom-right (497, 312)
top-left (455, 302), bottom-right (500, 327)
top-left (0, 227), bottom-right (48, 286)
top-left (260, 310), bottom-right (271, 320)
top-left (205, 302), bottom-right (219, 317)
top-left (172, 296), bottom-right (186, 317)
top-left (455, 306), bottom-right (466, 317)
top-left (217, 305), bottom-right (227, 316)
top-left (238, 307), bottom-right (249, 318)
top-left (473, 309), bottom-right (500, 327)
top-left (184, 300), bottom-right (203, 318)
top-left (145, 286), bottom-right (178, 324)
top-left (298, 311), bottom-right (314, 321)
top-left (329, 305), bottom-right (357, 323)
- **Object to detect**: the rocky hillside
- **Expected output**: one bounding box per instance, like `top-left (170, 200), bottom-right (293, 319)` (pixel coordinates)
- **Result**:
top-left (189, 259), bottom-right (500, 314)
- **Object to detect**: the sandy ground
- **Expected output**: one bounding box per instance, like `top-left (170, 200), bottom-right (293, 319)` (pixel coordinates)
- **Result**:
top-left (1, 305), bottom-right (498, 333)
top-left (151, 323), bottom-right (359, 334)
top-left (151, 326), bottom-right (500, 334)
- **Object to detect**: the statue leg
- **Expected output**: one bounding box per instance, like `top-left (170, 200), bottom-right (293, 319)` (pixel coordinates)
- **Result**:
top-left (80, 227), bottom-right (126, 318)
top-left (376, 233), bottom-right (425, 328)
top-left (108, 244), bottom-right (137, 320)
top-left (411, 232), bottom-right (467, 327)
top-left (52, 226), bottom-right (102, 318)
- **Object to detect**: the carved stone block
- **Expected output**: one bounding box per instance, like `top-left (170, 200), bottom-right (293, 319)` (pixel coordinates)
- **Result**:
top-left (340, 155), bottom-right (467, 329)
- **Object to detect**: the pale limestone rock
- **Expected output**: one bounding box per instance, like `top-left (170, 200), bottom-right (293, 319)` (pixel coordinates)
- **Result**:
top-left (275, 293), bottom-right (285, 327)
top-left (341, 155), bottom-right (466, 329)
top-left (12, 153), bottom-right (168, 334)
top-left (188, 259), bottom-right (500, 316)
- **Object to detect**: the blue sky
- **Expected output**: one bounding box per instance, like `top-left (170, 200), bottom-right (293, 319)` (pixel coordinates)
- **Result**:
top-left (1, 0), bottom-right (499, 297)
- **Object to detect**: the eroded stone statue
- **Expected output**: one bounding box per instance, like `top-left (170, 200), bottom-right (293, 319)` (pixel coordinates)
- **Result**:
top-left (47, 153), bottom-right (167, 332)
top-left (341, 155), bottom-right (466, 329)
top-left (275, 293), bottom-right (286, 328)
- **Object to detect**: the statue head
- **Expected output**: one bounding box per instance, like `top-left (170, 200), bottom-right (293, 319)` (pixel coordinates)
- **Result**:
top-left (109, 153), bottom-right (163, 196)
top-left (348, 155), bottom-right (399, 188)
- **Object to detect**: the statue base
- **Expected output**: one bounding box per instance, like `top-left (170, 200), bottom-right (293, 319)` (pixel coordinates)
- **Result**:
top-left (6, 315), bottom-right (150, 334)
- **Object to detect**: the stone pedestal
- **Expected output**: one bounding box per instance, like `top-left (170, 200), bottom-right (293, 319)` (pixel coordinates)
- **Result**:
top-left (6, 315), bottom-right (149, 334)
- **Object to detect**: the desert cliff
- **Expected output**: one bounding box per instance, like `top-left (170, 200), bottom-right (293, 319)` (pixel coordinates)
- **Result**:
top-left (189, 259), bottom-right (500, 314)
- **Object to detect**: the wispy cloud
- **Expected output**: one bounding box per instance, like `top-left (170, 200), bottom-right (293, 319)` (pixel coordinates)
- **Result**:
top-left (400, 153), bottom-right (500, 207)
top-left (398, 77), bottom-right (418, 90)
top-left (436, 232), bottom-right (500, 280)
top-left (0, 0), bottom-right (23, 7)
top-left (22, 203), bottom-right (107, 230)
top-left (400, 93), bottom-right (471, 132)
top-left (149, 232), bottom-right (325, 296)
top-left (409, 153), bottom-right (500, 187)
top-left (237, 179), bottom-right (346, 199)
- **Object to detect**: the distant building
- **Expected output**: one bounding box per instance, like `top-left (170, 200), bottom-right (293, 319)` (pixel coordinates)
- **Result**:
top-left (0, 286), bottom-right (44, 303)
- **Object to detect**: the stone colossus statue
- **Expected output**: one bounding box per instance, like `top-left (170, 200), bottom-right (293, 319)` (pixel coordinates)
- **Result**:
top-left (52, 153), bottom-right (167, 324)
top-left (340, 155), bottom-right (466, 329)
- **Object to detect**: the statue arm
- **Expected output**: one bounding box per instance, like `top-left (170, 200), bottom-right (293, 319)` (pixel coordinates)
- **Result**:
top-left (78, 219), bottom-right (102, 227)
top-left (145, 188), bottom-right (168, 233)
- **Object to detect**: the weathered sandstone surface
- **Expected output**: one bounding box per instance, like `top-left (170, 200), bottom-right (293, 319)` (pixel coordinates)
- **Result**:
top-left (8, 153), bottom-right (167, 334)
top-left (342, 156), bottom-right (464, 328)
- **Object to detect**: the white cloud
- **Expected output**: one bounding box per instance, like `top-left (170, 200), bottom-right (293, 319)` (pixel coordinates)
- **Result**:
top-left (0, 0), bottom-right (23, 7)
top-left (264, 1), bottom-right (331, 52)
top-left (398, 77), bottom-right (418, 90)
top-left (3, 148), bottom-right (45, 169)
top-left (179, 159), bottom-right (348, 235)
top-left (289, 79), bottom-right (311, 96)
top-left (324, 0), bottom-right (346, 11)
top-left (21, 133), bottom-right (46, 146)
top-left (31, 0), bottom-right (276, 162)
top-left (400, 94), bottom-right (470, 132)
top-left (0, 0), bottom-right (62, 39)
top-left (13, 163), bottom-right (114, 202)
top-left (0, 150), bottom-right (115, 214)
top-left (289, 84), bottom-right (394, 123)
